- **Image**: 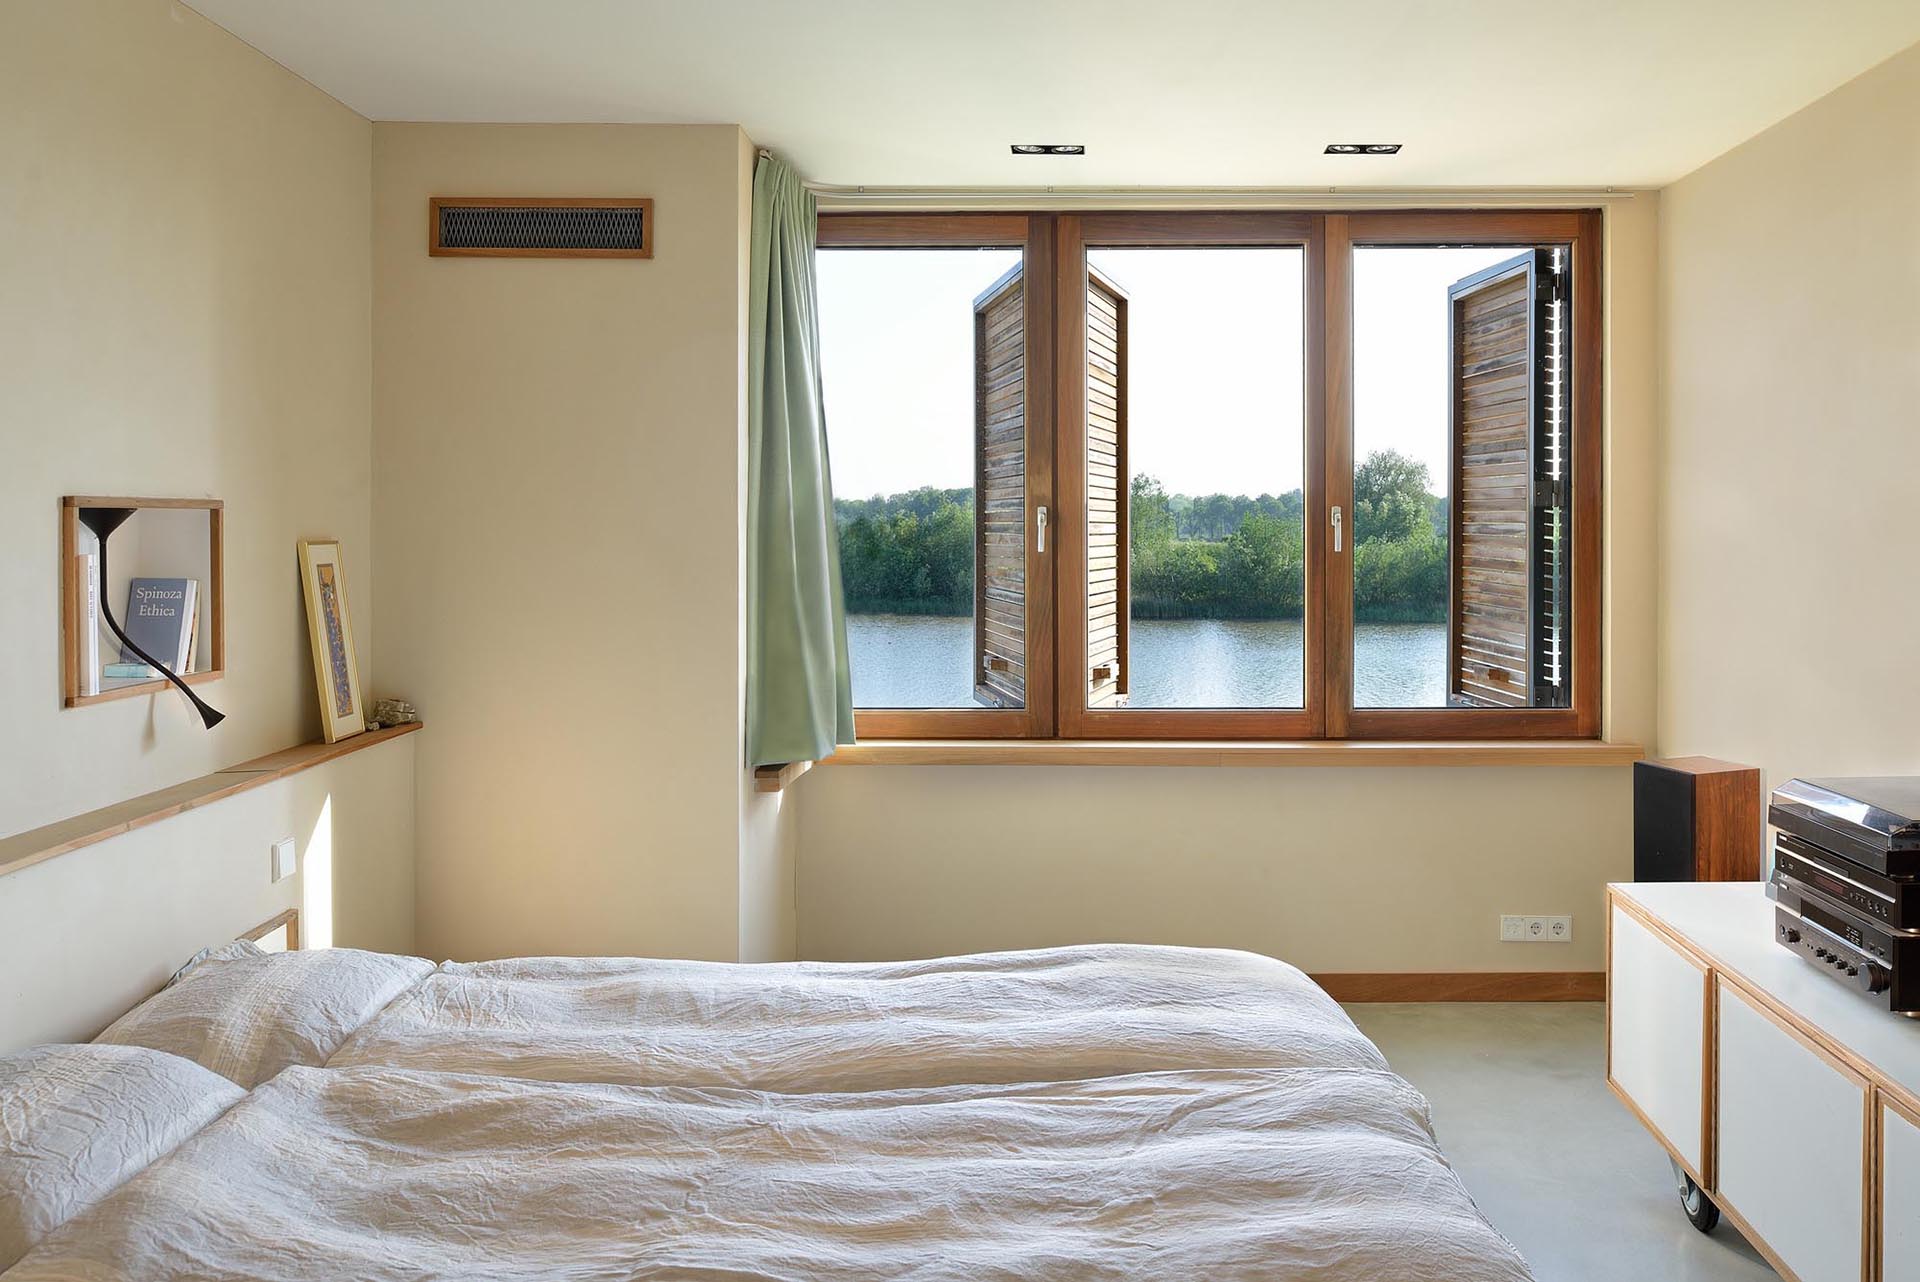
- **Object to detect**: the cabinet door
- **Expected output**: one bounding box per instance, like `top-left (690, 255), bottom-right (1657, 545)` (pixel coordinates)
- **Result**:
top-left (1886, 1097), bottom-right (1920, 1282)
top-left (1717, 979), bottom-right (1867, 1282)
top-left (1608, 903), bottom-right (1709, 1177)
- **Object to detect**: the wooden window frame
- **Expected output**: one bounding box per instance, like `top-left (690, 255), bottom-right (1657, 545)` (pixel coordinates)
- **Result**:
top-left (1059, 213), bottom-right (1325, 739)
top-left (1333, 211), bottom-right (1601, 740)
top-left (817, 208), bottom-right (1601, 743)
top-left (817, 213), bottom-right (1058, 740)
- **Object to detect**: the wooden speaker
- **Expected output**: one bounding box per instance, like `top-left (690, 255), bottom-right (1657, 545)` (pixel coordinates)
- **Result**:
top-left (1633, 757), bottom-right (1761, 882)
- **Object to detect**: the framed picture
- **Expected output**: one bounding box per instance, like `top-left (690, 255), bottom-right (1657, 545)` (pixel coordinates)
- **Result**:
top-left (297, 539), bottom-right (366, 744)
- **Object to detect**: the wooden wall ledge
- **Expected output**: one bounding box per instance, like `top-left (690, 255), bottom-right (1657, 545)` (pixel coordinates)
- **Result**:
top-left (0, 722), bottom-right (422, 880)
top-left (753, 738), bottom-right (1643, 787)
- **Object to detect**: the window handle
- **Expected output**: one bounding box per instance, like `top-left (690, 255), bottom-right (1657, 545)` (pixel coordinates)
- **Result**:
top-left (1036, 505), bottom-right (1048, 554)
top-left (1331, 505), bottom-right (1343, 553)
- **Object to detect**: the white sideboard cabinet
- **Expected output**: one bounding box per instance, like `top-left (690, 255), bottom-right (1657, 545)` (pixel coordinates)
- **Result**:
top-left (1608, 882), bottom-right (1920, 1282)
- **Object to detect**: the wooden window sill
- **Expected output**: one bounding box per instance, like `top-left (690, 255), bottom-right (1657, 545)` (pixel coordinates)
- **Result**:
top-left (0, 722), bottom-right (422, 880)
top-left (752, 738), bottom-right (1642, 786)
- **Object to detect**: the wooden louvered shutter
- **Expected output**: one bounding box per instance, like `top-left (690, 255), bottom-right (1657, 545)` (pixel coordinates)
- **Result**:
top-left (1085, 268), bottom-right (1129, 706)
top-left (1447, 249), bottom-right (1569, 709)
top-left (973, 264), bottom-right (1026, 708)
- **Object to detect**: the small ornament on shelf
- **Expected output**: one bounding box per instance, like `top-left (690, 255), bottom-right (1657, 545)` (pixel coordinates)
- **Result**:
top-left (370, 697), bottom-right (417, 729)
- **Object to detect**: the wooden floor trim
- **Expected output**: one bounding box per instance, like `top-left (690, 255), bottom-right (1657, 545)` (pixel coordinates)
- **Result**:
top-left (1315, 971), bottom-right (1606, 1002)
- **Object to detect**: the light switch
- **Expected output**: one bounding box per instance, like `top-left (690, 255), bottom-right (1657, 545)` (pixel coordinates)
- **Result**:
top-left (271, 838), bottom-right (297, 883)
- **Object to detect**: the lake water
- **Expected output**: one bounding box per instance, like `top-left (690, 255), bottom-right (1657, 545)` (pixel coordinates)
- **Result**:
top-left (846, 614), bottom-right (1448, 709)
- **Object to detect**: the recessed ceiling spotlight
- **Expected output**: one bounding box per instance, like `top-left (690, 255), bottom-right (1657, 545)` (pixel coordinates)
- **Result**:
top-left (1011, 144), bottom-right (1085, 156)
top-left (1325, 142), bottom-right (1402, 155)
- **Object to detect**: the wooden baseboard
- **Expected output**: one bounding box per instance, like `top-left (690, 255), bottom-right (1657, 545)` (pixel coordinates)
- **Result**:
top-left (1313, 971), bottom-right (1606, 1002)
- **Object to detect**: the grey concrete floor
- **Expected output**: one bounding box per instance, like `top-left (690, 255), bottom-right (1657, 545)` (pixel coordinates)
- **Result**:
top-left (1345, 1003), bottom-right (1776, 1282)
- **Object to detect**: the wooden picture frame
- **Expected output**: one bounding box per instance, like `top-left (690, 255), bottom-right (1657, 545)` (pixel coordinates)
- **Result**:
top-left (297, 539), bottom-right (366, 744)
top-left (61, 496), bottom-right (225, 708)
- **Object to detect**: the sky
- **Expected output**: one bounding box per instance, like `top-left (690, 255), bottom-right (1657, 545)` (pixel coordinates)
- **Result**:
top-left (817, 243), bottom-right (1524, 502)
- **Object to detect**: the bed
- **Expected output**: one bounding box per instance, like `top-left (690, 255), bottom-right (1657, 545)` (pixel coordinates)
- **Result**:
top-left (0, 916), bottom-right (1535, 1281)
top-left (326, 943), bottom-right (1398, 1090)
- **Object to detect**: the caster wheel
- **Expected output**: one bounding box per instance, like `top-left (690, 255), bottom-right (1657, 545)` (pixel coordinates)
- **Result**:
top-left (1670, 1157), bottom-right (1719, 1233)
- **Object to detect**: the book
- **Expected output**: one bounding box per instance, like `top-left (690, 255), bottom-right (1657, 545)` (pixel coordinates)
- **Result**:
top-left (103, 662), bottom-right (158, 680)
top-left (179, 580), bottom-right (197, 670)
top-left (77, 553), bottom-right (100, 696)
top-left (122, 578), bottom-right (196, 671)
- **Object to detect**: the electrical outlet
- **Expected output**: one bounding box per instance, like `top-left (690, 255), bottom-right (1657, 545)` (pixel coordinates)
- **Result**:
top-left (271, 838), bottom-right (296, 883)
top-left (1500, 914), bottom-right (1573, 943)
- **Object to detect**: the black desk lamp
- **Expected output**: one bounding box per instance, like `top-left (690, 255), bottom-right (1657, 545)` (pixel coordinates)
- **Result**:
top-left (78, 506), bottom-right (225, 729)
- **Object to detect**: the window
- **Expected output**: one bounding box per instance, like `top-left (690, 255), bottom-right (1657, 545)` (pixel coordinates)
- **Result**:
top-left (818, 210), bottom-right (1600, 741)
top-left (818, 245), bottom-right (1022, 712)
top-left (1082, 246), bottom-right (1307, 712)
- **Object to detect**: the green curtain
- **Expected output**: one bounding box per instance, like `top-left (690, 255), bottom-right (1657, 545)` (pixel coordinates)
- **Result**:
top-left (746, 153), bottom-right (855, 767)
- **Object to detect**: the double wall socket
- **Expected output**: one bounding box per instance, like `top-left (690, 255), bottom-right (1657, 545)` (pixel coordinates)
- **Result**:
top-left (1500, 914), bottom-right (1572, 943)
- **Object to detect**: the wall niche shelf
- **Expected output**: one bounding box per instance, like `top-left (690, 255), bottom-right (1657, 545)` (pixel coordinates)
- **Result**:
top-left (60, 496), bottom-right (225, 709)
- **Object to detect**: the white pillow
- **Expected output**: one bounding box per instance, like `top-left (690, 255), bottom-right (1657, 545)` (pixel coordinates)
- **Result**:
top-left (168, 936), bottom-right (266, 984)
top-left (0, 1044), bottom-right (243, 1270)
top-left (95, 945), bottom-right (433, 1088)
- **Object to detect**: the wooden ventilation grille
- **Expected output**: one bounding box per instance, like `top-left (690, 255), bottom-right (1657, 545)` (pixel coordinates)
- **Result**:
top-left (429, 198), bottom-right (653, 258)
top-left (1446, 248), bottom-right (1570, 710)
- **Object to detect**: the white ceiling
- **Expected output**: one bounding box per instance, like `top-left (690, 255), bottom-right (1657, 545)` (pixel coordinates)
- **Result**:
top-left (186, 0), bottom-right (1920, 189)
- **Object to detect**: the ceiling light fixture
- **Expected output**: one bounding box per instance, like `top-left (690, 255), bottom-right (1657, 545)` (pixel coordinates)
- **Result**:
top-left (1325, 143), bottom-right (1402, 155)
top-left (1011, 144), bottom-right (1084, 156)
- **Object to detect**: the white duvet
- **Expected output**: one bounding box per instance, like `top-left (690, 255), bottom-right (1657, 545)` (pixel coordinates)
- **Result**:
top-left (4, 1063), bottom-right (1533, 1282)
top-left (330, 944), bottom-right (1394, 1091)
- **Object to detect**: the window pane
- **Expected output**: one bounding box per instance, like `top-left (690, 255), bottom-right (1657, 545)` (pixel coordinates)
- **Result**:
top-left (1352, 245), bottom-right (1570, 709)
top-left (1084, 247), bottom-right (1306, 710)
top-left (818, 247), bottom-right (1024, 709)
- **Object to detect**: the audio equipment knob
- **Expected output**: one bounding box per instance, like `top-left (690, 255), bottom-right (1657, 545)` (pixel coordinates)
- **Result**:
top-left (1857, 964), bottom-right (1893, 996)
top-left (1784, 928), bottom-right (1801, 943)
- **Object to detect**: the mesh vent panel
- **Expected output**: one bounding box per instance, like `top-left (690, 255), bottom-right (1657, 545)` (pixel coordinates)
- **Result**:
top-left (438, 204), bottom-right (646, 251)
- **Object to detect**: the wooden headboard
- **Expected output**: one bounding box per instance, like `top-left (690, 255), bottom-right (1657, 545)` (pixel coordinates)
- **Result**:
top-left (242, 908), bottom-right (301, 952)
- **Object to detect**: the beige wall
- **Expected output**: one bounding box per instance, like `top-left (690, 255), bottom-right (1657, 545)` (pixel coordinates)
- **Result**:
top-left (794, 197), bottom-right (1662, 974)
top-left (0, 735), bottom-right (417, 1054)
top-left (373, 124), bottom-right (768, 961)
top-left (740, 785), bottom-right (799, 962)
top-left (1659, 42), bottom-right (1920, 792)
top-left (799, 765), bottom-right (1630, 971)
top-left (0, 0), bottom-right (375, 836)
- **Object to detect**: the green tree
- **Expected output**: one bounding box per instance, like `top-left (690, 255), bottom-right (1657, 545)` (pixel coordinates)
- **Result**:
top-left (1129, 474), bottom-right (1177, 552)
top-left (1218, 512), bottom-right (1305, 616)
top-left (836, 462), bottom-right (1449, 624)
top-left (1354, 449), bottom-right (1433, 545)
top-left (1354, 523), bottom-right (1448, 623)
top-left (918, 499), bottom-right (973, 607)
top-left (1134, 540), bottom-right (1220, 616)
top-left (835, 493), bottom-right (975, 615)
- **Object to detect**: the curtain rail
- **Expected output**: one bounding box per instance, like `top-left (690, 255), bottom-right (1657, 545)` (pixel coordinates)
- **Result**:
top-left (808, 185), bottom-right (1636, 210)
